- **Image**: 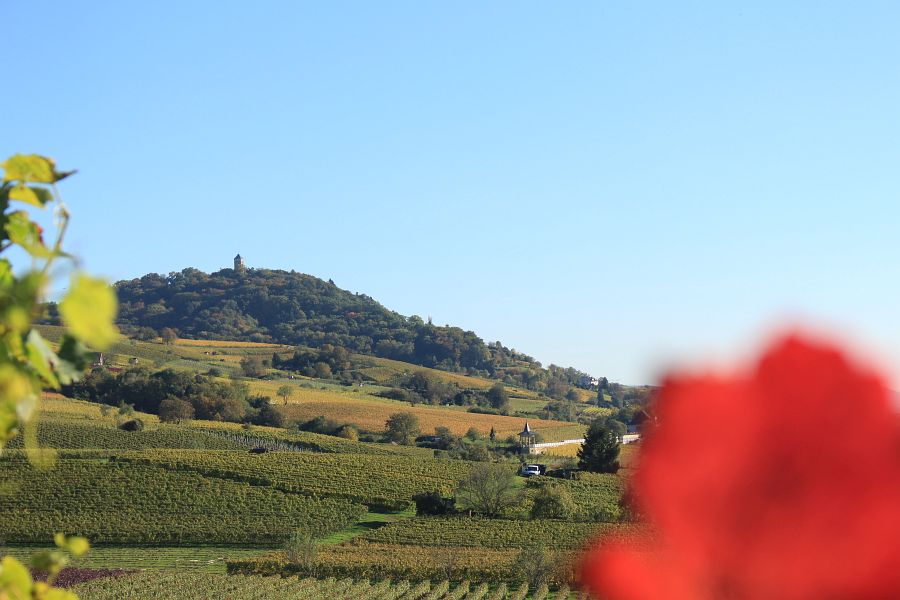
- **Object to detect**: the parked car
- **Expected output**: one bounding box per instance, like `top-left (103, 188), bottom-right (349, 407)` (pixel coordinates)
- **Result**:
top-left (520, 464), bottom-right (543, 477)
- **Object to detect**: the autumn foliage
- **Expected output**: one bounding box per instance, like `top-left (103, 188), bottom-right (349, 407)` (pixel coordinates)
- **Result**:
top-left (581, 335), bottom-right (900, 600)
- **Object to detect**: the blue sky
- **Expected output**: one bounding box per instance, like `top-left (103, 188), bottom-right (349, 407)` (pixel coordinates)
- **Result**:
top-left (5, 2), bottom-right (900, 384)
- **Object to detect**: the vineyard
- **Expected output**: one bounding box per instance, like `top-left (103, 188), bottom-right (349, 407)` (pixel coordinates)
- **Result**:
top-left (72, 572), bottom-right (586, 599)
top-left (6, 419), bottom-right (246, 451)
top-left (1, 334), bottom-right (635, 599)
top-left (192, 422), bottom-right (433, 456)
top-left (36, 394), bottom-right (160, 423)
top-left (229, 542), bottom-right (526, 582)
top-left (524, 475), bottom-right (624, 521)
top-left (0, 455), bottom-right (364, 544)
top-left (360, 517), bottom-right (629, 549)
top-left (115, 449), bottom-right (475, 509)
top-left (0, 545), bottom-right (263, 573)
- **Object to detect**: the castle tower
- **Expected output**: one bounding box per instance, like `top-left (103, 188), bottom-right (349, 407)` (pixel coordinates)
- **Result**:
top-left (234, 253), bottom-right (245, 271)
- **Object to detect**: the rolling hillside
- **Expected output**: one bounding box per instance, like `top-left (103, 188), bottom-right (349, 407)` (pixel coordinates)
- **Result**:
top-left (37, 326), bottom-right (587, 441)
top-left (105, 267), bottom-right (597, 397)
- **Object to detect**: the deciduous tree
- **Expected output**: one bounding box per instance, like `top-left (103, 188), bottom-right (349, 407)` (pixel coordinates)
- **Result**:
top-left (158, 397), bottom-right (194, 423)
top-left (276, 384), bottom-right (294, 405)
top-left (456, 463), bottom-right (521, 517)
top-left (385, 412), bottom-right (420, 445)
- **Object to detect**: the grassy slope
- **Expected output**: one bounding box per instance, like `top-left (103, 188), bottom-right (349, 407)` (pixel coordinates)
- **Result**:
top-left (37, 326), bottom-right (585, 440)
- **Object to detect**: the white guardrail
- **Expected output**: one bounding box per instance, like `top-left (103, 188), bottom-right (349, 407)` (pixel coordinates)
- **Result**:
top-left (532, 434), bottom-right (640, 453)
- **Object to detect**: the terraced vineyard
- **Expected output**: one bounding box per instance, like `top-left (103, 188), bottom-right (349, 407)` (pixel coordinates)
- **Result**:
top-left (0, 455), bottom-right (364, 544)
top-left (116, 449), bottom-right (474, 509)
top-left (73, 572), bottom-right (577, 600)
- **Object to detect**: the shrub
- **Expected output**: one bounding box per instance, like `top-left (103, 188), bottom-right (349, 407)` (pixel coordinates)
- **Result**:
top-left (530, 485), bottom-right (576, 520)
top-left (336, 424), bottom-right (359, 441)
top-left (119, 419), bottom-right (144, 432)
top-left (284, 530), bottom-right (317, 575)
top-left (413, 491), bottom-right (456, 516)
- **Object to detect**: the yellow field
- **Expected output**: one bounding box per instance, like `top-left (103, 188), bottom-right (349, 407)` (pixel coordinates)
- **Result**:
top-left (570, 388), bottom-right (596, 403)
top-left (280, 397), bottom-right (572, 439)
top-left (543, 439), bottom-right (641, 465)
top-left (543, 441), bottom-right (584, 457)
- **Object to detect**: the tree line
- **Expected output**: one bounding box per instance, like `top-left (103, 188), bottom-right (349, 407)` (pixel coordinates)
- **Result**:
top-left (64, 367), bottom-right (284, 427)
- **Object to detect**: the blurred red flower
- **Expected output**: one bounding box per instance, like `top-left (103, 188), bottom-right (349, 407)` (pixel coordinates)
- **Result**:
top-left (581, 335), bottom-right (900, 600)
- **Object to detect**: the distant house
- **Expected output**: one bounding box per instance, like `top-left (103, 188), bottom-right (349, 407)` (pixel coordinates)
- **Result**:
top-left (578, 376), bottom-right (600, 388)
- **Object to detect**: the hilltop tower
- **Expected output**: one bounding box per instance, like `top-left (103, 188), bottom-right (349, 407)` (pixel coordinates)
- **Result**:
top-left (234, 253), bottom-right (245, 271)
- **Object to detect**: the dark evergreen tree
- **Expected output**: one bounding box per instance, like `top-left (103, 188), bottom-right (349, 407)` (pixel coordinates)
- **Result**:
top-left (578, 419), bottom-right (620, 473)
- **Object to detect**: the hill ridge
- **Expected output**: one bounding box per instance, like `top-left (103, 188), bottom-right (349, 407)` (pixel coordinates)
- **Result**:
top-left (112, 266), bottom-right (594, 394)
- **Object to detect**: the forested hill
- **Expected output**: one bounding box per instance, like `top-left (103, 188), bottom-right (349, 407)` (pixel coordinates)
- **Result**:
top-left (114, 267), bottom-right (592, 389)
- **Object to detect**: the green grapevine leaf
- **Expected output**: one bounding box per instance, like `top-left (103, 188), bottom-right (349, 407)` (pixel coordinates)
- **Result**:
top-left (0, 555), bottom-right (33, 597)
top-left (56, 335), bottom-right (92, 374)
top-left (25, 330), bottom-right (60, 389)
top-left (40, 586), bottom-right (80, 600)
top-left (1, 154), bottom-right (56, 183)
top-left (0, 259), bottom-right (12, 286)
top-left (0, 397), bottom-right (19, 449)
top-left (63, 536), bottom-right (90, 557)
top-left (0, 366), bottom-right (34, 447)
top-left (9, 185), bottom-right (53, 207)
top-left (59, 274), bottom-right (118, 350)
top-left (29, 548), bottom-right (68, 581)
top-left (4, 211), bottom-right (51, 258)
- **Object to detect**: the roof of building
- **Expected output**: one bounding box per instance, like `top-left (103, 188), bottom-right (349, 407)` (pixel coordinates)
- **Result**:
top-left (520, 421), bottom-right (534, 436)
